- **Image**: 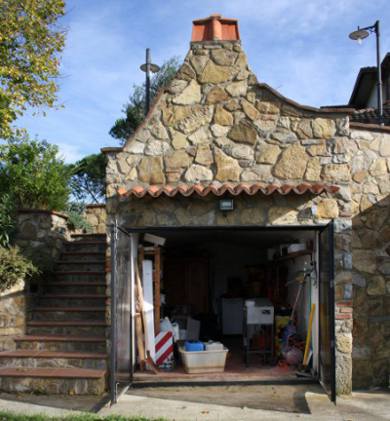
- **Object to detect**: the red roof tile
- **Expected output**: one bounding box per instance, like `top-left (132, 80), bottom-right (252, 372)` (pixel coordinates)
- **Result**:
top-left (118, 183), bottom-right (339, 199)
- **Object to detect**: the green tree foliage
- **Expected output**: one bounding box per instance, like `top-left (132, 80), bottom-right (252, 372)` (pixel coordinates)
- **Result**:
top-left (0, 136), bottom-right (71, 210)
top-left (0, 0), bottom-right (66, 138)
top-left (0, 193), bottom-right (15, 247)
top-left (109, 57), bottom-right (180, 144)
top-left (0, 246), bottom-right (38, 292)
top-left (69, 153), bottom-right (107, 203)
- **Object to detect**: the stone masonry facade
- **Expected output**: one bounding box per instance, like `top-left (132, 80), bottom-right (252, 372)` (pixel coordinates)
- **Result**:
top-left (103, 39), bottom-right (390, 393)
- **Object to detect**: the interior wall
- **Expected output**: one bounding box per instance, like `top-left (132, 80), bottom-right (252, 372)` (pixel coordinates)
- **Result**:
top-left (207, 241), bottom-right (266, 312)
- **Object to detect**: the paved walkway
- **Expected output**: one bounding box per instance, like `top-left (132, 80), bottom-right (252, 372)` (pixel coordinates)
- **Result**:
top-left (0, 387), bottom-right (387, 420)
top-left (100, 386), bottom-right (390, 421)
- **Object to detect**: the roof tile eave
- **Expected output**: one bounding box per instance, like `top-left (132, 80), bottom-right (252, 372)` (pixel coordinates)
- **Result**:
top-left (117, 182), bottom-right (340, 199)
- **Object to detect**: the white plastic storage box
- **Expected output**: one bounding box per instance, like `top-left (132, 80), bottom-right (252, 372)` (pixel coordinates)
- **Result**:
top-left (245, 298), bottom-right (274, 325)
top-left (179, 347), bottom-right (228, 373)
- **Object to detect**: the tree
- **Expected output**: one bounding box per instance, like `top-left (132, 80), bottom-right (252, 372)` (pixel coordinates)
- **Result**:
top-left (0, 0), bottom-right (66, 138)
top-left (0, 136), bottom-right (71, 210)
top-left (69, 153), bottom-right (107, 203)
top-left (109, 57), bottom-right (180, 144)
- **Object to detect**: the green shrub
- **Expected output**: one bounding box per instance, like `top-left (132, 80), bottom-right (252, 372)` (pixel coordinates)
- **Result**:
top-left (0, 247), bottom-right (38, 293)
top-left (0, 137), bottom-right (72, 211)
top-left (0, 193), bottom-right (15, 247)
top-left (66, 203), bottom-right (92, 233)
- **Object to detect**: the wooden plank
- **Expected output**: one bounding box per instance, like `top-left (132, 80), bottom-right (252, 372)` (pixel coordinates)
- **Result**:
top-left (303, 303), bottom-right (316, 367)
top-left (154, 246), bottom-right (161, 334)
top-left (142, 260), bottom-right (155, 363)
top-left (135, 264), bottom-right (147, 367)
top-left (134, 288), bottom-right (145, 371)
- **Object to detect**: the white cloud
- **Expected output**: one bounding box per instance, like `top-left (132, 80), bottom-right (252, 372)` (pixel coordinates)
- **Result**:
top-left (56, 142), bottom-right (84, 163)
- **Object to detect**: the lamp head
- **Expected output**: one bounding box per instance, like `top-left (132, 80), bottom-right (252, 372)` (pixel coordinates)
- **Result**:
top-left (140, 63), bottom-right (160, 73)
top-left (349, 28), bottom-right (370, 43)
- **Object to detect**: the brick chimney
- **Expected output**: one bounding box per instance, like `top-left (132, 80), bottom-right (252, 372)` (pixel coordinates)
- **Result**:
top-left (191, 14), bottom-right (240, 42)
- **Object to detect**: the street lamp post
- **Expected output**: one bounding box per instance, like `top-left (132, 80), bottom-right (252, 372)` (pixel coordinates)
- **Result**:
top-left (140, 48), bottom-right (160, 116)
top-left (349, 20), bottom-right (383, 125)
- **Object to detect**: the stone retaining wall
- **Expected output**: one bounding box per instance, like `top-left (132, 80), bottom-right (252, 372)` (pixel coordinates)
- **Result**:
top-left (0, 280), bottom-right (26, 351)
top-left (84, 205), bottom-right (106, 234)
top-left (15, 210), bottom-right (70, 268)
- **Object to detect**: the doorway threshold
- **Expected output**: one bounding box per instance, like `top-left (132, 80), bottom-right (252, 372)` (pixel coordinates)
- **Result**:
top-left (132, 367), bottom-right (317, 388)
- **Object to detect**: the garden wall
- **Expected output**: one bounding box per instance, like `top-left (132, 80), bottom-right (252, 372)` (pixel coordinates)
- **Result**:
top-left (15, 209), bottom-right (70, 269)
top-left (0, 280), bottom-right (26, 351)
top-left (84, 204), bottom-right (107, 234)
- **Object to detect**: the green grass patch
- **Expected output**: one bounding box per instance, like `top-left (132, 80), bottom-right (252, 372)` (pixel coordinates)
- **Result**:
top-left (0, 411), bottom-right (166, 421)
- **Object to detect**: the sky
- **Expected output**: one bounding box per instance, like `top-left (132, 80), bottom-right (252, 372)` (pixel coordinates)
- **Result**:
top-left (18, 0), bottom-right (390, 163)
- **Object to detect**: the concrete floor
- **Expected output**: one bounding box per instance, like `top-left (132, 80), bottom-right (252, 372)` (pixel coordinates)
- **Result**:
top-left (99, 386), bottom-right (390, 421)
top-left (337, 390), bottom-right (390, 421)
top-left (0, 387), bottom-right (387, 420)
top-left (100, 385), bottom-right (340, 420)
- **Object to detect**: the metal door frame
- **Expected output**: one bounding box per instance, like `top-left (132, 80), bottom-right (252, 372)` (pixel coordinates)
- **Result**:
top-left (318, 221), bottom-right (336, 403)
top-left (111, 223), bottom-right (337, 403)
top-left (110, 221), bottom-right (134, 404)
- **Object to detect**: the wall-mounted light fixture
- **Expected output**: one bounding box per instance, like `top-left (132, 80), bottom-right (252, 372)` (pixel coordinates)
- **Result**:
top-left (219, 198), bottom-right (234, 212)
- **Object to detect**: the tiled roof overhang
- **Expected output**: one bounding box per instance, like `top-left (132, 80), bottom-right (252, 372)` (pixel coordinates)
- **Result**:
top-left (117, 183), bottom-right (339, 199)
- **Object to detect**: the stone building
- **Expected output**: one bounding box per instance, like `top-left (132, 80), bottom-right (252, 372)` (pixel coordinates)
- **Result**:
top-left (102, 14), bottom-right (390, 399)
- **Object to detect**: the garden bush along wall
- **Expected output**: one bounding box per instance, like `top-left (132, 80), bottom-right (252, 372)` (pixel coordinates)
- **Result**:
top-left (103, 39), bottom-right (390, 392)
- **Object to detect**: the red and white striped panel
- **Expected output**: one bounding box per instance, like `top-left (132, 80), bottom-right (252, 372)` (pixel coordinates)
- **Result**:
top-left (155, 331), bottom-right (174, 366)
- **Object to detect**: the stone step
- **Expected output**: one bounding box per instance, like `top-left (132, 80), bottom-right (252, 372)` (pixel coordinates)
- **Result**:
top-left (45, 282), bottom-right (106, 294)
top-left (65, 242), bottom-right (106, 253)
top-left (27, 320), bottom-right (107, 337)
top-left (38, 294), bottom-right (106, 307)
top-left (30, 307), bottom-right (106, 321)
top-left (0, 350), bottom-right (107, 370)
top-left (55, 270), bottom-right (105, 276)
top-left (57, 261), bottom-right (105, 272)
top-left (0, 367), bottom-right (106, 395)
top-left (15, 335), bottom-right (106, 352)
top-left (60, 252), bottom-right (105, 262)
top-left (54, 272), bottom-right (106, 283)
top-left (71, 233), bottom-right (106, 241)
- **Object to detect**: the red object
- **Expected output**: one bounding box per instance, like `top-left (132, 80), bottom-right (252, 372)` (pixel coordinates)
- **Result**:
top-left (155, 331), bottom-right (174, 366)
top-left (191, 14), bottom-right (240, 42)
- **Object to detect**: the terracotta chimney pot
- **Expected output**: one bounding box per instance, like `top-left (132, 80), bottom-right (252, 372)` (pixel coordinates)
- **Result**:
top-left (191, 14), bottom-right (240, 42)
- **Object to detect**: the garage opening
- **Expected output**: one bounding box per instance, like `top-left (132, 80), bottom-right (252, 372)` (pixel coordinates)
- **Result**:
top-left (123, 225), bottom-right (335, 392)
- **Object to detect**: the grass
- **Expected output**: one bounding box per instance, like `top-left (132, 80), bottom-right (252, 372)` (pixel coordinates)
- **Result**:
top-left (0, 412), bottom-right (167, 421)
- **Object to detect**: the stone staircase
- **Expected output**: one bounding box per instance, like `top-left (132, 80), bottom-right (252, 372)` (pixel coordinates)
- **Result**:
top-left (0, 234), bottom-right (108, 395)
